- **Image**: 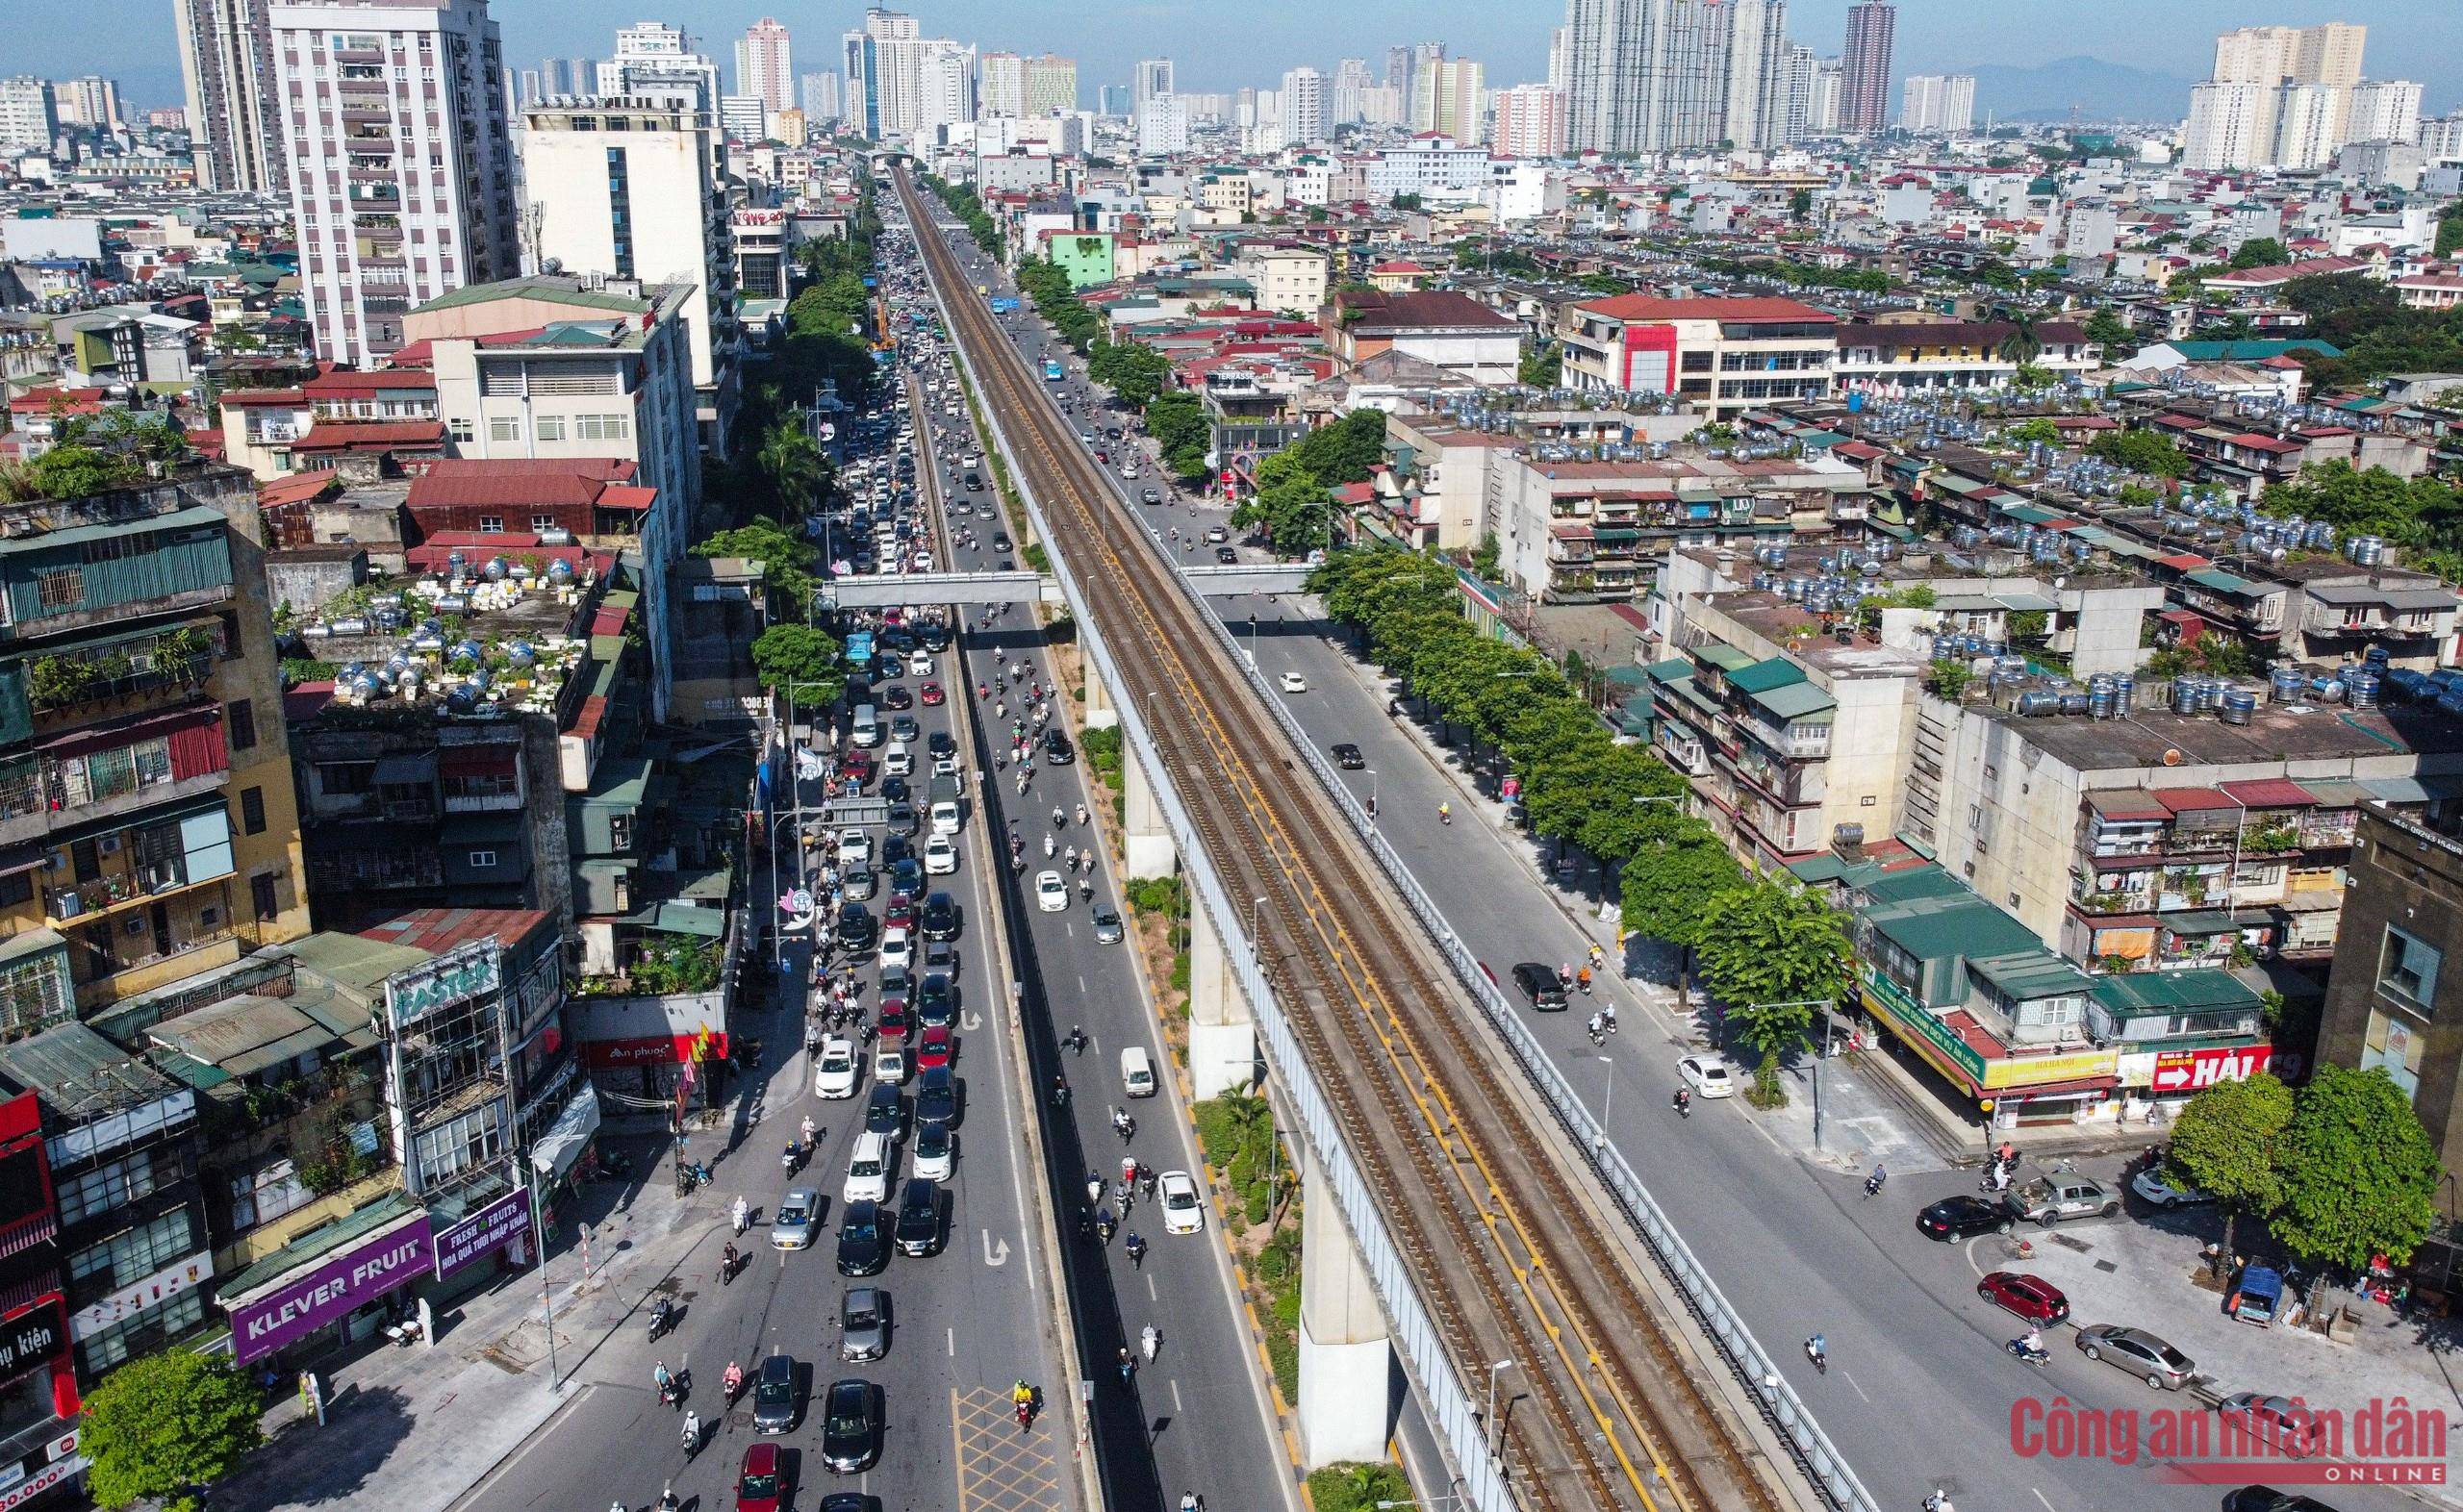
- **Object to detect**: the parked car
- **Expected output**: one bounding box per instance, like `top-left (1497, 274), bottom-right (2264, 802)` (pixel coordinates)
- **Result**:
top-left (821, 1378), bottom-right (882, 1472)
top-left (1976, 1271), bottom-right (2069, 1323)
top-left (2216, 1394), bottom-right (2325, 1456)
top-left (2074, 1323), bottom-right (2196, 1390)
top-left (1159, 1170), bottom-right (1206, 1235)
top-left (772, 1188), bottom-right (821, 1251)
top-left (2129, 1169), bottom-right (2214, 1209)
top-left (1916, 1195), bottom-right (2009, 1242)
top-left (2001, 1175), bottom-right (2120, 1228)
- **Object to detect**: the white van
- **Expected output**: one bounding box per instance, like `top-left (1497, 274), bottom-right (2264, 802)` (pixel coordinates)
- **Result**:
top-left (843, 1131), bottom-right (894, 1203)
top-left (929, 799), bottom-right (961, 837)
top-left (851, 704), bottom-right (882, 747)
top-left (883, 741), bottom-right (913, 778)
top-left (1120, 1046), bottom-right (1157, 1099)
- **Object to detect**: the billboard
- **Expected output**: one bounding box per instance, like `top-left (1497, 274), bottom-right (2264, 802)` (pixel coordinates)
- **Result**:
top-left (384, 941), bottom-right (501, 1033)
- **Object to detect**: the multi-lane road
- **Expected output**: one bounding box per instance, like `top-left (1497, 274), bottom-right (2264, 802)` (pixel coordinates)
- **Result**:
top-left (924, 201), bottom-right (2436, 1512)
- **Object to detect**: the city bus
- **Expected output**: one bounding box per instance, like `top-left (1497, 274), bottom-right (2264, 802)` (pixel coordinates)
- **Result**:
top-left (1042, 358), bottom-right (1064, 383)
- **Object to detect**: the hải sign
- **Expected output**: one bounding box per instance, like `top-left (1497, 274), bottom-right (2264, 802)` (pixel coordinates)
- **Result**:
top-left (431, 1188), bottom-right (531, 1284)
top-left (2151, 1044), bottom-right (2273, 1096)
top-left (227, 1215), bottom-right (431, 1364)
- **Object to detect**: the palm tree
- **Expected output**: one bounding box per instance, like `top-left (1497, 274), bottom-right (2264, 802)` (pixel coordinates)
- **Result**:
top-left (1995, 309), bottom-right (2043, 365)
top-left (757, 422), bottom-right (826, 516)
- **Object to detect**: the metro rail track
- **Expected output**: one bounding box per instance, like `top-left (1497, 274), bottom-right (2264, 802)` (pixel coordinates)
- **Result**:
top-left (892, 168), bottom-right (1786, 1512)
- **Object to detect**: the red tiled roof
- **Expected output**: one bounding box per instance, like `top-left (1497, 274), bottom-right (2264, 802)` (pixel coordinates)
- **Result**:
top-left (258, 472), bottom-right (336, 508)
top-left (1331, 290), bottom-right (1517, 330)
top-left (2227, 432), bottom-right (2301, 453)
top-left (2156, 554), bottom-right (2210, 571)
top-left (292, 420), bottom-right (446, 452)
top-left (303, 367), bottom-right (437, 393)
top-left (215, 388), bottom-right (308, 408)
top-left (597, 484), bottom-right (658, 512)
top-left (590, 604), bottom-right (632, 637)
top-left (2152, 787), bottom-right (2235, 814)
top-left (284, 680), bottom-right (336, 722)
top-left (2220, 778), bottom-right (2316, 808)
top-left (407, 458), bottom-right (635, 510)
top-left (1577, 294), bottom-right (1834, 324)
top-left (9, 386), bottom-right (110, 414)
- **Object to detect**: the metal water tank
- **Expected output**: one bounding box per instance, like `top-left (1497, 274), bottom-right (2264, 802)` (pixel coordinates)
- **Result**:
top-left (2270, 666), bottom-right (2304, 703)
top-left (2349, 671), bottom-right (2381, 709)
top-left (2171, 677), bottom-right (2204, 716)
top-left (2221, 689), bottom-right (2257, 725)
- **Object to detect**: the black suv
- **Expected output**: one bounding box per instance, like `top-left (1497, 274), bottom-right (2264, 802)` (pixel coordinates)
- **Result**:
top-left (894, 1178), bottom-right (944, 1256)
top-left (920, 893), bottom-right (961, 942)
top-left (1511, 962), bottom-right (1569, 1011)
top-left (1043, 728), bottom-right (1075, 766)
top-left (863, 1083), bottom-right (903, 1140)
top-left (752, 1352), bottom-right (800, 1433)
top-left (835, 904), bottom-right (876, 951)
top-left (835, 1202), bottom-right (888, 1277)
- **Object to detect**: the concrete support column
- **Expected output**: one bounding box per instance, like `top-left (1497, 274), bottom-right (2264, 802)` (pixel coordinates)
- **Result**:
top-left (1184, 898), bottom-right (1259, 1098)
top-left (1297, 1144), bottom-right (1395, 1470)
top-left (1082, 664), bottom-right (1118, 731)
top-left (1120, 743), bottom-right (1177, 879)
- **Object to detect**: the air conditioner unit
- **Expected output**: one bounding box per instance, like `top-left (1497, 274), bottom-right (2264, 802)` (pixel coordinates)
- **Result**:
top-left (41, 850), bottom-right (64, 871)
top-left (97, 836), bottom-right (120, 856)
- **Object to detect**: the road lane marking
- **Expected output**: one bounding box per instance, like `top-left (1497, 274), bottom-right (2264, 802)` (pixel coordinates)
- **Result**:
top-left (1835, 1365), bottom-right (1872, 1403)
top-left (948, 1326), bottom-right (956, 1356)
top-left (952, 1386), bottom-right (1065, 1511)
top-left (2032, 1492), bottom-right (2056, 1511)
top-left (1171, 1378), bottom-right (1183, 1413)
top-left (982, 1229), bottom-right (1010, 1267)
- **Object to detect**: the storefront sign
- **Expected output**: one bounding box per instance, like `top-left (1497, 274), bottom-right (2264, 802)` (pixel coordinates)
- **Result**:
top-left (0, 1456), bottom-right (81, 1510)
top-left (227, 1216), bottom-right (432, 1365)
top-left (1981, 1046), bottom-right (2118, 1092)
top-left (432, 1189), bottom-right (531, 1284)
top-left (385, 942), bottom-right (501, 1033)
top-left (2150, 1044), bottom-right (2273, 1096)
top-left (580, 1033), bottom-right (729, 1069)
top-left (0, 1299), bottom-right (67, 1378)
top-left (70, 1250), bottom-right (209, 1337)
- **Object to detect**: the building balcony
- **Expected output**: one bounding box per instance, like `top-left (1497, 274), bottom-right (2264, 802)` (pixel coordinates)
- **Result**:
top-left (23, 648), bottom-right (217, 730)
top-left (0, 766), bottom-right (228, 853)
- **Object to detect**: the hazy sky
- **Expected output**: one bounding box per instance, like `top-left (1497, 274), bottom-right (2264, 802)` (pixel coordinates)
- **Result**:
top-left (35, 1), bottom-right (2463, 113)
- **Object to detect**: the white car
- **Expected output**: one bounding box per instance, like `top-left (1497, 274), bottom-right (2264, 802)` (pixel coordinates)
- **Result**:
top-left (879, 926), bottom-right (914, 971)
top-left (836, 831), bottom-right (874, 869)
top-left (2130, 1169), bottom-right (2214, 1209)
top-left (872, 1042), bottom-right (908, 1086)
top-left (843, 1131), bottom-right (894, 1204)
top-left (1158, 1170), bottom-right (1206, 1236)
top-left (924, 834), bottom-right (957, 874)
top-left (1035, 869), bottom-right (1069, 913)
top-left (1278, 671), bottom-right (1308, 694)
top-left (912, 1123), bottom-right (955, 1182)
top-left (1121, 464), bottom-right (1139, 479)
top-left (1677, 1056), bottom-right (1736, 1099)
top-left (908, 651), bottom-right (931, 676)
top-left (813, 1036), bottom-right (860, 1098)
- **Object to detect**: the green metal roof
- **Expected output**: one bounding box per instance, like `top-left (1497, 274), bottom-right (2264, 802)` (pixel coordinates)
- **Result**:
top-left (2184, 567), bottom-right (2259, 595)
top-left (413, 276), bottom-right (650, 315)
top-left (1857, 865), bottom-right (1967, 904)
top-left (0, 504), bottom-right (223, 557)
top-left (1693, 643), bottom-right (1757, 673)
top-left (1968, 951), bottom-right (2095, 1002)
top-left (1727, 657), bottom-right (1808, 695)
top-left (1866, 896), bottom-right (2044, 964)
top-left (1643, 657), bottom-right (1696, 683)
top-left (2165, 339), bottom-right (2343, 361)
top-left (2090, 970), bottom-right (2261, 1016)
top-left (2160, 910), bottom-right (2240, 935)
top-left (1751, 681), bottom-right (1838, 719)
top-left (217, 1192), bottom-right (422, 1301)
top-left (2002, 503), bottom-right (2066, 525)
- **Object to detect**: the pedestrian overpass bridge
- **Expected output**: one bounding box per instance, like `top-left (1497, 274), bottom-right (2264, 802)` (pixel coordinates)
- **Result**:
top-left (820, 562), bottom-right (1311, 610)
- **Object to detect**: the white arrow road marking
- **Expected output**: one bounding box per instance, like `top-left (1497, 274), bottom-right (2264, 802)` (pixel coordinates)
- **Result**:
top-left (982, 1230), bottom-right (1010, 1267)
top-left (960, 1011), bottom-right (984, 1032)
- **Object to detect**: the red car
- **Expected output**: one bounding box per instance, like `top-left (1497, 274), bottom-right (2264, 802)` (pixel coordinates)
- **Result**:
top-left (884, 895), bottom-right (919, 934)
top-left (736, 1441), bottom-right (785, 1512)
top-left (876, 1000), bottom-right (912, 1044)
top-left (916, 1024), bottom-right (953, 1071)
top-left (920, 682), bottom-right (946, 706)
top-left (1977, 1271), bottom-right (2070, 1323)
top-left (841, 750), bottom-right (876, 786)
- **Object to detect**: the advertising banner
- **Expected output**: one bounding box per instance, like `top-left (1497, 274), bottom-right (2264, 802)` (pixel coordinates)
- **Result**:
top-left (227, 1215), bottom-right (431, 1365)
top-left (431, 1189), bottom-right (531, 1284)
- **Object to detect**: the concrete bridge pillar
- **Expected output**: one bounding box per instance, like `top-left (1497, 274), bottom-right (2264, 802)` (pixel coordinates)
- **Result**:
top-left (1120, 742), bottom-right (1177, 878)
top-left (1184, 899), bottom-right (1259, 1099)
top-left (1082, 664), bottom-right (1118, 731)
top-left (1297, 1144), bottom-right (1395, 1470)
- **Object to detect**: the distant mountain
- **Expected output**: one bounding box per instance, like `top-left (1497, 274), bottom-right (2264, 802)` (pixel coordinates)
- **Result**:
top-left (1964, 56), bottom-right (2196, 125)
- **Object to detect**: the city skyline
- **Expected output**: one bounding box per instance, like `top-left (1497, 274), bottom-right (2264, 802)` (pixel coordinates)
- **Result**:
top-left (27, 1), bottom-right (2463, 116)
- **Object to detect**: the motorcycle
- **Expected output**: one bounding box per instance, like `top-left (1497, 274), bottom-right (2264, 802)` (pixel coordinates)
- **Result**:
top-left (1804, 1338), bottom-right (1827, 1374)
top-left (782, 1142), bottom-right (804, 1175)
top-left (1672, 1091), bottom-right (1690, 1119)
top-left (2004, 1338), bottom-right (2049, 1368)
top-left (647, 1297), bottom-right (677, 1342)
top-left (1140, 1323), bottom-right (1160, 1362)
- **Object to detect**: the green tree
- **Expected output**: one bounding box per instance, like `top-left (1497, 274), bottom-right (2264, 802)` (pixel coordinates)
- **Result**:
top-left (1619, 822), bottom-right (1744, 1007)
top-left (1695, 879), bottom-right (1849, 1103)
top-left (697, 519), bottom-right (819, 615)
top-left (2166, 1071), bottom-right (2294, 1271)
top-left (2273, 1065), bottom-right (2442, 1273)
top-left (1470, 532), bottom-right (1502, 580)
top-left (2088, 429), bottom-right (2194, 479)
top-left (2439, 203), bottom-right (2463, 260)
top-left (2228, 237), bottom-right (2290, 270)
top-left (2081, 307), bottom-right (2132, 351)
top-left (83, 1348), bottom-right (266, 1512)
top-left (1790, 188), bottom-right (1814, 221)
top-left (757, 420), bottom-right (829, 514)
top-left (1517, 340), bottom-right (1562, 388)
top-left (750, 623), bottom-right (845, 700)
top-left (2008, 416), bottom-right (2063, 447)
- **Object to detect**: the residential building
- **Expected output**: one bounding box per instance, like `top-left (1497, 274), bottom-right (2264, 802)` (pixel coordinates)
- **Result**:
top-left (1562, 0), bottom-right (1790, 154)
top-left (1833, 316), bottom-right (2095, 391)
top-left (916, 42), bottom-right (977, 140)
top-left (0, 1091), bottom-right (80, 1506)
top-left (1841, 0), bottom-right (1895, 134)
top-left (521, 98), bottom-right (739, 458)
top-left (1135, 96), bottom-right (1187, 158)
top-left (1022, 54), bottom-right (1077, 116)
top-left (800, 69), bottom-right (842, 123)
top-left (734, 17), bottom-right (793, 115)
top-left (1133, 59), bottom-right (1174, 111)
top-left (405, 276), bottom-right (699, 717)
top-left (0, 78), bottom-right (57, 151)
top-left (1775, 43), bottom-right (1818, 143)
top-left (1282, 68), bottom-right (1328, 148)
top-left (843, 10), bottom-right (967, 142)
top-left (1899, 73), bottom-right (1974, 134)
top-left (1098, 84), bottom-right (1130, 117)
top-left (2185, 22), bottom-right (2370, 170)
top-left (1492, 85), bottom-right (1567, 159)
top-left (596, 22), bottom-right (722, 117)
top-left (1333, 58), bottom-right (1374, 125)
top-left (1235, 244), bottom-right (1328, 317)
top-left (717, 95), bottom-right (764, 141)
top-left (270, 0), bottom-right (521, 369)
top-left (1810, 55), bottom-right (1843, 133)
top-left (2320, 804), bottom-right (2463, 1176)
top-left (54, 78), bottom-right (123, 130)
top-left (1557, 294), bottom-right (1836, 419)
top-left (2347, 78), bottom-right (2424, 145)
top-left (0, 464), bottom-right (314, 1022)
top-left (1410, 59), bottom-right (1485, 147)
top-left (978, 51), bottom-right (1025, 117)
top-left (1323, 289), bottom-right (1521, 385)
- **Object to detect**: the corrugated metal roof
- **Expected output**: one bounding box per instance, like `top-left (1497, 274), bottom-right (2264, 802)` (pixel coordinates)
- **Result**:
top-left (1752, 681), bottom-right (1837, 719)
top-left (2220, 778), bottom-right (2316, 808)
top-left (2185, 568), bottom-right (2262, 596)
top-left (216, 1193), bottom-right (423, 1302)
top-left (0, 504), bottom-right (223, 557)
top-left (2090, 970), bottom-right (2261, 1015)
top-left (0, 1021), bottom-right (178, 1118)
top-left (1728, 657), bottom-right (1809, 694)
top-left (2088, 789), bottom-right (2170, 821)
top-left (1692, 643), bottom-right (1757, 673)
top-left (1968, 951), bottom-right (2095, 1001)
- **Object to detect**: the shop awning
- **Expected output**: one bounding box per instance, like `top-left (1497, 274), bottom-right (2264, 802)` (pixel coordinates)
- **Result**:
top-left (2161, 911), bottom-right (2241, 936)
top-left (531, 1085), bottom-right (603, 1182)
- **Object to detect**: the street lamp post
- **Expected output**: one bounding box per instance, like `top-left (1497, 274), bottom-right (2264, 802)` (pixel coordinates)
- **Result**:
top-left (1485, 1358), bottom-right (1517, 1457)
top-left (1744, 997), bottom-right (1839, 1147)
